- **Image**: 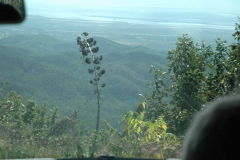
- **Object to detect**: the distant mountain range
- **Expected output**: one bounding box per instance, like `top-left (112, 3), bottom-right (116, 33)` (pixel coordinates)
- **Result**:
top-left (0, 33), bottom-right (167, 129)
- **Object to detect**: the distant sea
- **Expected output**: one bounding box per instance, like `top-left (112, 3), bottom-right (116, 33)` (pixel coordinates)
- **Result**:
top-left (28, 7), bottom-right (239, 31)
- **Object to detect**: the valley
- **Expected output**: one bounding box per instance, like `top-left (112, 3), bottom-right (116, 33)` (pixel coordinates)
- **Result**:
top-left (0, 13), bottom-right (238, 129)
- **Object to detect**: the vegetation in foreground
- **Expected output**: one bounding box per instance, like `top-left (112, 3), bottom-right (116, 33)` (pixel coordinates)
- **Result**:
top-left (0, 18), bottom-right (239, 159)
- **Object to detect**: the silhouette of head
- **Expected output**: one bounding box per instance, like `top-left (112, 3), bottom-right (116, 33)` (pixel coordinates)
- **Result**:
top-left (182, 95), bottom-right (240, 160)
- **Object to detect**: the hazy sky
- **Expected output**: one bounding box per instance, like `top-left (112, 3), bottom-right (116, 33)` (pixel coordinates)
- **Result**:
top-left (25, 0), bottom-right (240, 19)
top-left (26, 0), bottom-right (239, 12)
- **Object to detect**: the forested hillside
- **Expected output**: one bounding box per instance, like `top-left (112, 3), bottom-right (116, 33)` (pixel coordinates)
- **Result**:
top-left (0, 34), bottom-right (167, 128)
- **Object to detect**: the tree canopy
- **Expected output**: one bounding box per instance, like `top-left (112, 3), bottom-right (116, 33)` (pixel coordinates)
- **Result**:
top-left (138, 17), bottom-right (240, 135)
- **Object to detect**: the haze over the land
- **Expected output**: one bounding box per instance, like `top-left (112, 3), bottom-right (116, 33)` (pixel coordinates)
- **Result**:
top-left (27, 0), bottom-right (239, 13)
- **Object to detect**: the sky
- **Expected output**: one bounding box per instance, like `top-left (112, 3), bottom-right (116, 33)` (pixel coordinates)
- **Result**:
top-left (26, 0), bottom-right (240, 13)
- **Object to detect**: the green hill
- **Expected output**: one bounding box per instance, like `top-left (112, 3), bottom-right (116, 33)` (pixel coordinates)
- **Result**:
top-left (0, 34), bottom-right (76, 54)
top-left (0, 34), bottom-right (132, 55)
top-left (0, 34), bottom-right (167, 129)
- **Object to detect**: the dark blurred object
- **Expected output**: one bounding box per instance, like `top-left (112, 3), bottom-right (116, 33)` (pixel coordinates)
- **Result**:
top-left (181, 95), bottom-right (240, 160)
top-left (0, 0), bottom-right (25, 24)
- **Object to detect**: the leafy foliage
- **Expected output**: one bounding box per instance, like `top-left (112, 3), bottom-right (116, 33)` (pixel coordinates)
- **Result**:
top-left (137, 18), bottom-right (240, 136)
top-left (166, 34), bottom-right (209, 134)
top-left (121, 105), bottom-right (181, 158)
top-left (0, 91), bottom-right (181, 158)
top-left (0, 79), bottom-right (7, 91)
top-left (0, 91), bottom-right (78, 158)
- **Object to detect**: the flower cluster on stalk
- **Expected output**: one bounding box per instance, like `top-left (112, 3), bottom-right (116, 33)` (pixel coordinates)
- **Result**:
top-left (77, 32), bottom-right (106, 90)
